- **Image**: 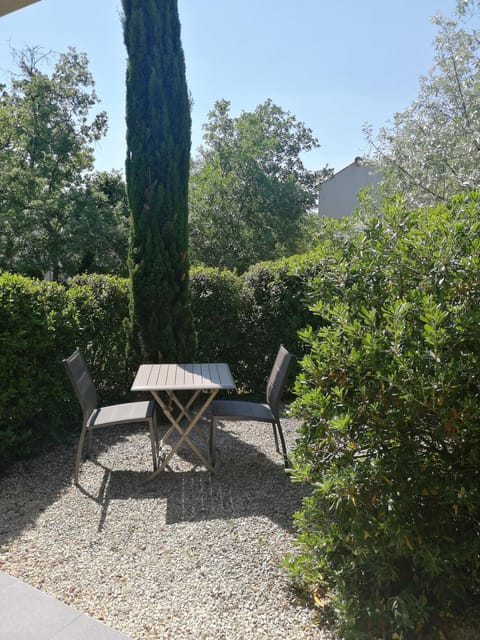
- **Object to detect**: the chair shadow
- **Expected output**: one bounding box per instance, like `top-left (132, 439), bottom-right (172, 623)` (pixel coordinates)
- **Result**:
top-left (0, 425), bottom-right (146, 545)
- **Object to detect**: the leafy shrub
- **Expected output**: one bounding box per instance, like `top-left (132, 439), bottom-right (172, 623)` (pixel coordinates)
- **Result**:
top-left (239, 254), bottom-right (322, 393)
top-left (0, 273), bottom-right (76, 468)
top-left (67, 274), bottom-right (131, 401)
top-left (0, 273), bottom-right (132, 470)
top-left (190, 267), bottom-right (246, 384)
top-left (190, 257), bottom-right (322, 394)
top-left (287, 193), bottom-right (480, 638)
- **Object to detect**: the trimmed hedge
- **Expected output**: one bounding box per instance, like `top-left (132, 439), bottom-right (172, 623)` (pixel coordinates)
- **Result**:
top-left (0, 273), bottom-right (75, 468)
top-left (190, 258), bottom-right (322, 394)
top-left (67, 274), bottom-right (132, 401)
top-left (0, 255), bottom-right (322, 469)
top-left (239, 255), bottom-right (322, 393)
top-left (0, 273), bottom-right (135, 470)
top-left (189, 267), bottom-right (246, 386)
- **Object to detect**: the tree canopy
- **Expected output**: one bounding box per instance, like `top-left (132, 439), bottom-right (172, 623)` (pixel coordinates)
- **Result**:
top-left (189, 99), bottom-right (325, 273)
top-left (0, 46), bottom-right (117, 279)
top-left (73, 170), bottom-right (130, 277)
top-left (366, 10), bottom-right (480, 207)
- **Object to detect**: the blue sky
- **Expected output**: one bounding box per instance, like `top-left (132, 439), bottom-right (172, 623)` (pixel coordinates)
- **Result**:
top-left (0, 0), bottom-right (460, 174)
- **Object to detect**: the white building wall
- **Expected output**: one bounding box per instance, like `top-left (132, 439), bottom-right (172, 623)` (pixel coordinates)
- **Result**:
top-left (318, 158), bottom-right (383, 218)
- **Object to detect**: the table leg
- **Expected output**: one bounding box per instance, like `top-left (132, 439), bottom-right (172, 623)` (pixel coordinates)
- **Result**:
top-left (147, 389), bottom-right (218, 479)
top-left (168, 390), bottom-right (208, 443)
top-left (152, 389), bottom-right (201, 448)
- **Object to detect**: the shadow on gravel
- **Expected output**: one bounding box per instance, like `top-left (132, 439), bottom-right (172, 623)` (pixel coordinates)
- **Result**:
top-left (0, 420), bottom-right (310, 543)
top-left (80, 420), bottom-right (308, 533)
top-left (0, 441), bottom-right (77, 546)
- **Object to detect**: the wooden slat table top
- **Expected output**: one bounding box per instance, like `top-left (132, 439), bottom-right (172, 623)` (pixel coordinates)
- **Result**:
top-left (131, 363), bottom-right (236, 392)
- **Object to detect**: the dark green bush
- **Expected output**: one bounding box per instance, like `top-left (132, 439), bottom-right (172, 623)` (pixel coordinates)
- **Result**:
top-left (287, 193), bottom-right (480, 638)
top-left (190, 267), bottom-right (246, 385)
top-left (239, 254), bottom-right (322, 393)
top-left (191, 258), bottom-right (323, 394)
top-left (0, 273), bottom-right (76, 468)
top-left (0, 273), bottom-right (133, 470)
top-left (67, 274), bottom-right (131, 401)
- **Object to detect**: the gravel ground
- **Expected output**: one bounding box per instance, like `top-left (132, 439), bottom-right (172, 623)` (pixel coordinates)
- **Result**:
top-left (0, 416), bottom-right (333, 640)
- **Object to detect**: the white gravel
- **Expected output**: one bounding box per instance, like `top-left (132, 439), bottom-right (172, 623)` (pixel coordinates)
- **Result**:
top-left (0, 416), bottom-right (333, 640)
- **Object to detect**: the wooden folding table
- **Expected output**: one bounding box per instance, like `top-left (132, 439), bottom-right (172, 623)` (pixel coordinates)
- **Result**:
top-left (131, 362), bottom-right (235, 477)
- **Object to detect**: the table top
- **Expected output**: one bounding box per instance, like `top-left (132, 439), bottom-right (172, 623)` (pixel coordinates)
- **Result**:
top-left (131, 362), bottom-right (236, 392)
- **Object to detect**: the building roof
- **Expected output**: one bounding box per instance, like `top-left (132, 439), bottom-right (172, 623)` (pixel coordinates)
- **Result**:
top-left (0, 0), bottom-right (41, 17)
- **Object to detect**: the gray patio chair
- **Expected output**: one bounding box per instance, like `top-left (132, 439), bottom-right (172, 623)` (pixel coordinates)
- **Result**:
top-left (210, 345), bottom-right (294, 469)
top-left (63, 348), bottom-right (158, 485)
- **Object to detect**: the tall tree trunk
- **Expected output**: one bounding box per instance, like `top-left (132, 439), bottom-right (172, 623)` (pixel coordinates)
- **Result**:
top-left (123, 0), bottom-right (194, 363)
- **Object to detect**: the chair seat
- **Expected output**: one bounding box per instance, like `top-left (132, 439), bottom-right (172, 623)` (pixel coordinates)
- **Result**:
top-left (210, 345), bottom-right (294, 469)
top-left (211, 400), bottom-right (274, 423)
top-left (87, 400), bottom-right (154, 428)
top-left (63, 349), bottom-right (160, 485)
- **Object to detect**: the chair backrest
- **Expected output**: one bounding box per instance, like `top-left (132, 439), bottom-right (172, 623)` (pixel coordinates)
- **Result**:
top-left (266, 345), bottom-right (295, 419)
top-left (63, 349), bottom-right (98, 422)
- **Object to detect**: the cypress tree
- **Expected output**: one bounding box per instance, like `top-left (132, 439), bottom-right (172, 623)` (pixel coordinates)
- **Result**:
top-left (122, 0), bottom-right (194, 363)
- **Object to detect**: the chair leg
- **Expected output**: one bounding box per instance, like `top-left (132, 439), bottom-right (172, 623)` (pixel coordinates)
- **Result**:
top-left (271, 422), bottom-right (280, 454)
top-left (74, 425), bottom-right (88, 485)
top-left (210, 416), bottom-right (218, 468)
top-left (274, 419), bottom-right (290, 468)
top-left (86, 428), bottom-right (93, 459)
top-left (148, 414), bottom-right (159, 471)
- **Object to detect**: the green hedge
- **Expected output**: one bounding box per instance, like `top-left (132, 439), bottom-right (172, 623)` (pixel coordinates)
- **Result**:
top-left (190, 258), bottom-right (322, 394)
top-left (0, 256), bottom-right (321, 469)
top-left (287, 193), bottom-right (480, 638)
top-left (0, 273), bottom-right (134, 470)
top-left (0, 273), bottom-right (75, 468)
top-left (67, 274), bottom-right (132, 401)
top-left (189, 267), bottom-right (246, 385)
top-left (239, 255), bottom-right (321, 393)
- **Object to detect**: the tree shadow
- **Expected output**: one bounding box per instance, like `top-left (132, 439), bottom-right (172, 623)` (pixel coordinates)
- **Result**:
top-left (0, 440), bottom-right (76, 545)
